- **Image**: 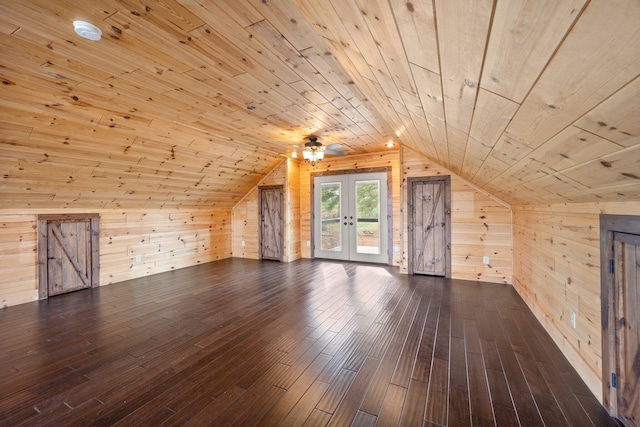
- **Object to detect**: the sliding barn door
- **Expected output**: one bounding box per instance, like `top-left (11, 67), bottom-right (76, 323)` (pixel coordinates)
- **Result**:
top-left (38, 214), bottom-right (100, 298)
top-left (409, 177), bottom-right (451, 277)
top-left (613, 231), bottom-right (640, 427)
top-left (259, 186), bottom-right (284, 261)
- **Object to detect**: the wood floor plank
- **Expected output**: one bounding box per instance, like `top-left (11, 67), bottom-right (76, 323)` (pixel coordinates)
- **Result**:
top-left (399, 379), bottom-right (429, 427)
top-left (0, 258), bottom-right (615, 426)
top-left (377, 383), bottom-right (407, 426)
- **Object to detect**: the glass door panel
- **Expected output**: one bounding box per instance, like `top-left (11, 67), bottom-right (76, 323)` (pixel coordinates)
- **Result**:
top-left (320, 182), bottom-right (342, 252)
top-left (355, 180), bottom-right (380, 255)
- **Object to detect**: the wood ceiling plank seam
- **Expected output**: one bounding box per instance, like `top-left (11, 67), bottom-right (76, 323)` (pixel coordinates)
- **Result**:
top-left (0, 33), bottom-right (114, 84)
top-left (231, 72), bottom-right (298, 110)
top-left (406, 111), bottom-right (440, 162)
top-left (0, 95), bottom-right (102, 132)
top-left (109, 0), bottom-right (206, 33)
top-left (387, 0), bottom-right (439, 74)
top-left (248, 0), bottom-right (319, 53)
top-left (554, 144), bottom-right (640, 190)
top-left (492, 128), bottom-right (622, 189)
top-left (1, 18), bottom-right (142, 77)
top-left (571, 74), bottom-right (640, 148)
top-left (480, 0), bottom-right (589, 104)
top-left (446, 126), bottom-right (469, 175)
top-left (465, 89), bottom-right (520, 180)
top-left (502, 0), bottom-right (640, 152)
top-left (485, 74), bottom-right (640, 192)
top-left (434, 0), bottom-right (494, 135)
top-left (410, 63), bottom-right (448, 163)
top-left (461, 136), bottom-right (492, 180)
top-left (104, 12), bottom-right (210, 75)
top-left (300, 45), bottom-right (367, 112)
top-left (176, 1), bottom-right (258, 30)
top-left (177, 0), bottom-right (283, 63)
top-left (292, 3), bottom-right (395, 139)
top-left (321, 0), bottom-right (401, 102)
top-left (558, 183), bottom-right (640, 202)
top-left (353, 0), bottom-right (417, 96)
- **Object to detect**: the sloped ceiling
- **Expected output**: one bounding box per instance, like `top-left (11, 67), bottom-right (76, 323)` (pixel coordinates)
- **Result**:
top-left (0, 0), bottom-right (638, 209)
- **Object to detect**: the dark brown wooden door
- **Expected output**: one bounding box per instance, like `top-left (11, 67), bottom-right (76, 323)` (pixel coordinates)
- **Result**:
top-left (259, 186), bottom-right (283, 261)
top-left (613, 231), bottom-right (640, 427)
top-left (409, 177), bottom-right (451, 277)
top-left (38, 214), bottom-right (99, 298)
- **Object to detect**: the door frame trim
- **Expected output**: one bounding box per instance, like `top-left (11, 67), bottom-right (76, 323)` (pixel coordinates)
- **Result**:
top-left (310, 167), bottom-right (392, 265)
top-left (600, 214), bottom-right (640, 417)
top-left (407, 176), bottom-right (452, 278)
top-left (37, 213), bottom-right (100, 299)
top-left (258, 185), bottom-right (284, 262)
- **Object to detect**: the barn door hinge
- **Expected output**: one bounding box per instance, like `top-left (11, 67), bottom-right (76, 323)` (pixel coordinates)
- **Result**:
top-left (609, 259), bottom-right (614, 274)
top-left (612, 373), bottom-right (617, 388)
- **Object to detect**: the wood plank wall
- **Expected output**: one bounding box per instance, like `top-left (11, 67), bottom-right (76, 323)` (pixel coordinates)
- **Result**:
top-left (512, 201), bottom-right (640, 402)
top-left (286, 159), bottom-right (301, 262)
top-left (231, 159), bottom-right (301, 262)
top-left (0, 208), bottom-right (231, 308)
top-left (402, 149), bottom-right (513, 284)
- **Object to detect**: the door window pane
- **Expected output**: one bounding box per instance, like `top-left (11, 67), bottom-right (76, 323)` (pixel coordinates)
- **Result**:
top-left (355, 180), bottom-right (380, 254)
top-left (321, 183), bottom-right (341, 251)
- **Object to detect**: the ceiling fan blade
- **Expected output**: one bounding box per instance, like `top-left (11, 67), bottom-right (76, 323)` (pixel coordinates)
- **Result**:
top-left (325, 149), bottom-right (347, 156)
top-left (325, 143), bottom-right (343, 150)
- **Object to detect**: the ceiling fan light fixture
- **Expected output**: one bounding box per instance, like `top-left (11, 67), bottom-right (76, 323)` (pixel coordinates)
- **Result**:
top-left (302, 145), bottom-right (324, 166)
top-left (73, 21), bottom-right (102, 41)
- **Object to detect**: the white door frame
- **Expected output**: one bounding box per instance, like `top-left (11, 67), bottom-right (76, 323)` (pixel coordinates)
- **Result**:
top-left (311, 168), bottom-right (392, 265)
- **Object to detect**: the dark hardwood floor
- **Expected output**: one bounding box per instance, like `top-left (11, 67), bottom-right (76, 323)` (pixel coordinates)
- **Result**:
top-left (0, 258), bottom-right (618, 426)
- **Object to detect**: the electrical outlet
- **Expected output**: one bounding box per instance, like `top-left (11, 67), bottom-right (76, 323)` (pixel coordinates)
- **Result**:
top-left (393, 246), bottom-right (399, 253)
top-left (483, 256), bottom-right (490, 265)
top-left (135, 254), bottom-right (141, 262)
top-left (570, 310), bottom-right (576, 328)
top-left (307, 241), bottom-right (311, 247)
top-left (241, 241), bottom-right (245, 247)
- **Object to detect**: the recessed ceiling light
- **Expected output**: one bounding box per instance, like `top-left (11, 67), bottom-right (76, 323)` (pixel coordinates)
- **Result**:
top-left (386, 141), bottom-right (394, 148)
top-left (73, 21), bottom-right (102, 41)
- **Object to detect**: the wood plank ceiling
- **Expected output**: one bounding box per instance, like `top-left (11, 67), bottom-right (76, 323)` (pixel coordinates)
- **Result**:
top-left (0, 0), bottom-right (639, 209)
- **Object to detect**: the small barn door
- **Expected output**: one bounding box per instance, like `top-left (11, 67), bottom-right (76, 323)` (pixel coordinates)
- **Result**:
top-left (613, 231), bottom-right (640, 426)
top-left (259, 186), bottom-right (283, 261)
top-left (408, 176), bottom-right (451, 277)
top-left (38, 214), bottom-right (99, 298)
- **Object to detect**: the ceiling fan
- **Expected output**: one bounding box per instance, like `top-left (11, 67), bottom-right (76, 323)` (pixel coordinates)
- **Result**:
top-left (302, 136), bottom-right (347, 166)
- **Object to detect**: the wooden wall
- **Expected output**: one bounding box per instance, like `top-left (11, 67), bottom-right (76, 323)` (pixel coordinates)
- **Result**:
top-left (286, 159), bottom-right (302, 262)
top-left (512, 201), bottom-right (640, 402)
top-left (231, 159), bottom-right (301, 262)
top-left (401, 149), bottom-right (513, 283)
top-left (0, 208), bottom-right (231, 308)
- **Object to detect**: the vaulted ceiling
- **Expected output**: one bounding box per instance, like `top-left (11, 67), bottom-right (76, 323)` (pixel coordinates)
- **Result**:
top-left (1, 0), bottom-right (639, 209)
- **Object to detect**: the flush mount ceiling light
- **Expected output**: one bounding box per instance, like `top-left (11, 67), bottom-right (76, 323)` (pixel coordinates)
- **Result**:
top-left (73, 21), bottom-right (102, 41)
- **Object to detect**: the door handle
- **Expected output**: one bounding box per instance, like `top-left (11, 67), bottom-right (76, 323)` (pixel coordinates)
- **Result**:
top-left (48, 256), bottom-right (56, 260)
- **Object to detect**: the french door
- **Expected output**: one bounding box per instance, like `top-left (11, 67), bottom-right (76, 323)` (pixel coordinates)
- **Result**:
top-left (313, 172), bottom-right (388, 264)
